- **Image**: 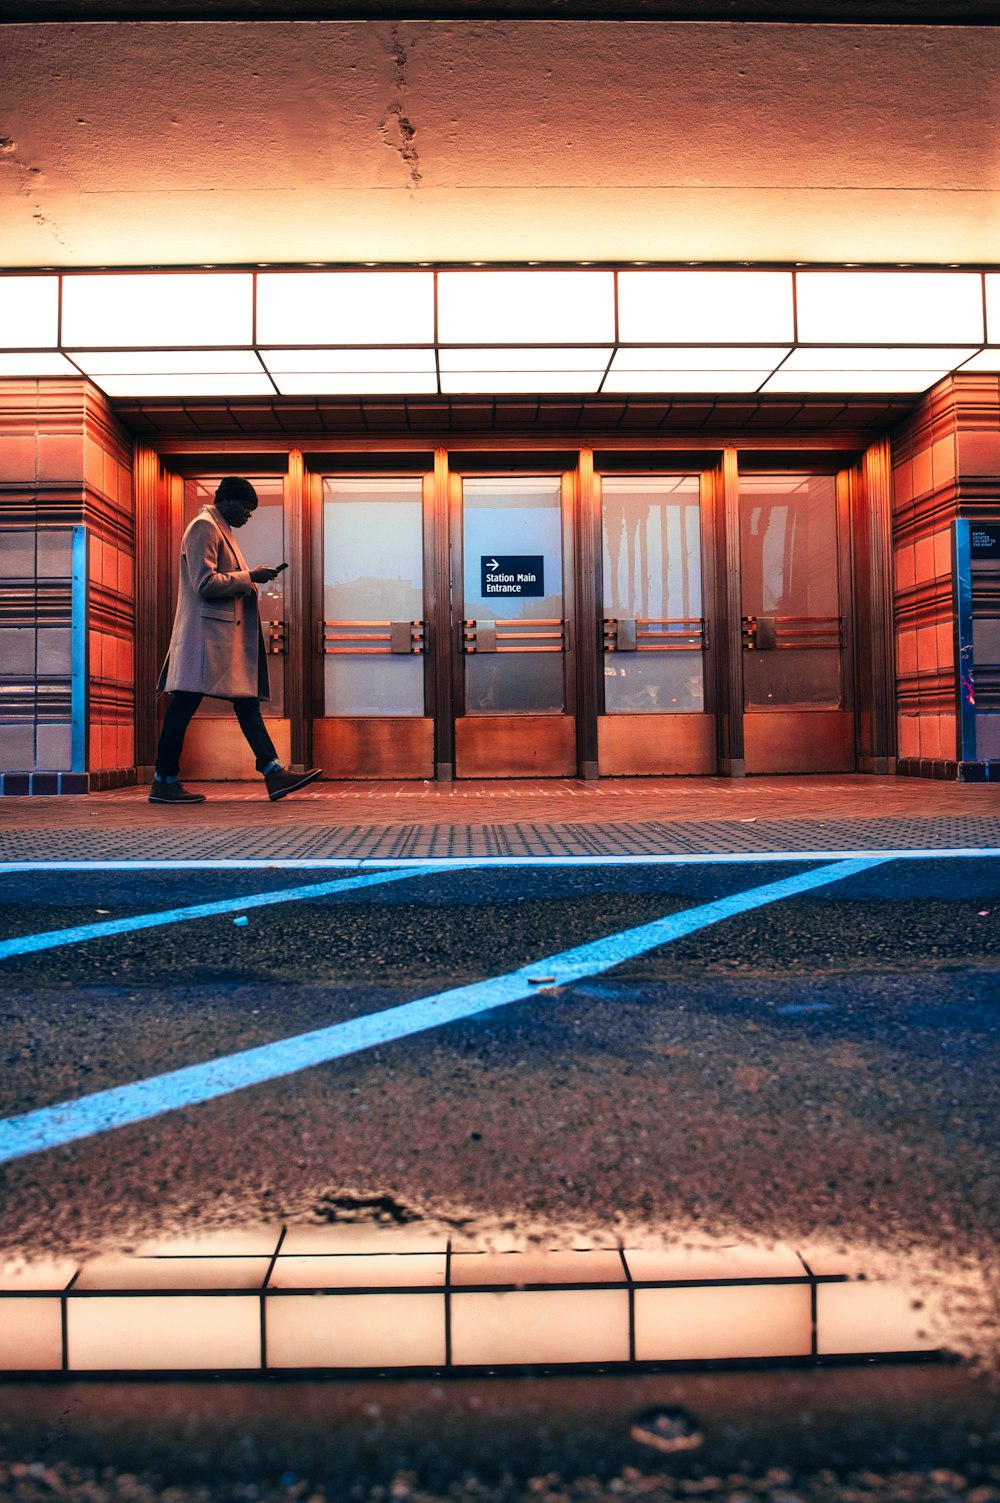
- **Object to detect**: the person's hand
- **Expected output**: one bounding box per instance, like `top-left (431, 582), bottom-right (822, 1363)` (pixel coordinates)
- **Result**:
top-left (249, 566), bottom-right (279, 583)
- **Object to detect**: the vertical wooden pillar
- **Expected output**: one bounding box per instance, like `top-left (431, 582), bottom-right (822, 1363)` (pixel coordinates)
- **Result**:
top-left (854, 436), bottom-right (897, 773)
top-left (431, 446), bottom-right (454, 780)
top-left (284, 448), bottom-right (310, 770)
top-left (133, 443), bottom-right (170, 772)
top-left (715, 445), bottom-right (745, 776)
top-left (574, 446), bottom-right (599, 779)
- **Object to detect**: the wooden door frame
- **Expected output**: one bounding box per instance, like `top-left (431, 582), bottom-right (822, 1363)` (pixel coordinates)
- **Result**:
top-left (448, 459), bottom-right (579, 779)
top-left (736, 460), bottom-right (859, 775)
top-left (592, 461), bottom-right (721, 777)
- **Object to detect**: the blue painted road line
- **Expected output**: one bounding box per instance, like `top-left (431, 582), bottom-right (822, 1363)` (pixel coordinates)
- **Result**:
top-left (0, 848), bottom-right (998, 875)
top-left (0, 856), bottom-right (886, 1166)
top-left (0, 865), bottom-right (452, 962)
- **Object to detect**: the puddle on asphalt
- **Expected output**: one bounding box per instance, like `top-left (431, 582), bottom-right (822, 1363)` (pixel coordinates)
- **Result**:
top-left (0, 1222), bottom-right (968, 1377)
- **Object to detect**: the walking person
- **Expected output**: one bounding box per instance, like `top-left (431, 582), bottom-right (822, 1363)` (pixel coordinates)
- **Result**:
top-left (150, 476), bottom-right (321, 805)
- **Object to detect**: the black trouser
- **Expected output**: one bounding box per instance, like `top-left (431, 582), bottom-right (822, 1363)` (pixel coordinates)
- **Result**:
top-left (154, 691), bottom-right (278, 779)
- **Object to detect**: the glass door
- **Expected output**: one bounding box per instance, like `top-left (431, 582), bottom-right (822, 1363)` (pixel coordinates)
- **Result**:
top-left (314, 477), bottom-right (433, 778)
top-left (597, 474), bottom-right (715, 774)
top-left (739, 473), bottom-right (855, 773)
top-left (453, 474), bottom-right (576, 777)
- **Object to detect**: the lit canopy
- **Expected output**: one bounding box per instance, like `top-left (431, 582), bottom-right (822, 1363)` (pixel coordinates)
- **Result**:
top-left (0, 266), bottom-right (996, 398)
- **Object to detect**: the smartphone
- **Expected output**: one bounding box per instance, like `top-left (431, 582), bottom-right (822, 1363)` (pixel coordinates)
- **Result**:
top-left (273, 562), bottom-right (289, 573)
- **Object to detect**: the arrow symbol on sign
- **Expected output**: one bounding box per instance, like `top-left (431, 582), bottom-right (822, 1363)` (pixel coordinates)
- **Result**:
top-left (487, 558), bottom-right (499, 571)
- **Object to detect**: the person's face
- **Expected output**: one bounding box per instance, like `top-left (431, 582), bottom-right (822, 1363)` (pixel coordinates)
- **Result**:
top-left (217, 494), bottom-right (257, 528)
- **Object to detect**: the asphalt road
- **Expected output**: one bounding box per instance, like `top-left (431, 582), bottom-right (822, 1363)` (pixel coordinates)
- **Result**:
top-left (1, 855), bottom-right (999, 1498)
top-left (1, 858), bottom-right (998, 1305)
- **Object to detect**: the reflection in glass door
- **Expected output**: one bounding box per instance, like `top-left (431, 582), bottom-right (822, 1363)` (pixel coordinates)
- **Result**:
top-left (739, 473), bottom-right (854, 772)
top-left (454, 476), bottom-right (576, 776)
top-left (314, 477), bottom-right (433, 778)
top-left (598, 475), bottom-right (715, 774)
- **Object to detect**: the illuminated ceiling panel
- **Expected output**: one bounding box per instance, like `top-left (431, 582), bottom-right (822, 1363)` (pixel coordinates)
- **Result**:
top-left (795, 272), bottom-right (984, 344)
top-left (984, 277), bottom-right (1000, 343)
top-left (778, 346), bottom-right (979, 371)
top-left (603, 369), bottom-right (774, 393)
top-left (70, 350), bottom-right (266, 376)
top-left (608, 347), bottom-right (792, 371)
top-left (437, 271), bottom-right (615, 344)
top-left (272, 373), bottom-right (439, 394)
top-left (0, 267), bottom-right (995, 402)
top-left (256, 273), bottom-right (434, 345)
top-left (0, 353), bottom-right (79, 376)
top-left (440, 347), bottom-right (611, 372)
top-left (618, 273), bottom-right (794, 344)
top-left (440, 370), bottom-right (604, 393)
top-left (762, 369), bottom-right (952, 394)
top-left (260, 348), bottom-right (436, 375)
top-left (958, 349), bottom-right (1000, 372)
top-left (61, 274), bottom-right (254, 348)
top-left (0, 277), bottom-right (60, 349)
top-left (93, 374), bottom-right (275, 397)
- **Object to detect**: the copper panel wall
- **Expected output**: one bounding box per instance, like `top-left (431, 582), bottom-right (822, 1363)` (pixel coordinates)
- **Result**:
top-left (743, 710), bottom-right (854, 774)
top-left (851, 439), bottom-right (896, 774)
top-left (597, 713), bottom-right (715, 775)
top-left (0, 378), bottom-right (134, 791)
top-left (890, 374), bottom-right (1000, 777)
top-left (178, 717), bottom-right (293, 781)
top-left (314, 717), bottom-right (434, 779)
top-left (455, 714), bottom-right (576, 777)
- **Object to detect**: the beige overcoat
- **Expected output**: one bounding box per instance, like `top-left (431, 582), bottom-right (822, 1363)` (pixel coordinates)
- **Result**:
top-left (157, 505), bottom-right (270, 700)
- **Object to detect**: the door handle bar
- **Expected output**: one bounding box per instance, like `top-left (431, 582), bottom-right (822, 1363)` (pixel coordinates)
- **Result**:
top-left (463, 619), bottom-right (567, 653)
top-left (320, 620), bottom-right (425, 655)
top-left (603, 618), bottom-right (708, 652)
top-left (742, 615), bottom-right (843, 651)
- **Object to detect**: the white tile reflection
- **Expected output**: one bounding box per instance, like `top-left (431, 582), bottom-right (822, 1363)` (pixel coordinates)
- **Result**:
top-left (0, 1298), bottom-right (63, 1371)
top-left (623, 1243), bottom-right (804, 1281)
top-left (0, 1229), bottom-right (944, 1373)
top-left (450, 1249), bottom-right (624, 1286)
top-left (635, 1283), bottom-right (812, 1362)
top-left (74, 1255), bottom-right (271, 1290)
top-left (451, 1289), bottom-right (629, 1365)
top-left (817, 1281), bottom-right (939, 1355)
top-left (279, 1224), bottom-right (448, 1255)
top-left (266, 1293), bottom-right (445, 1368)
top-left (0, 1258), bottom-right (78, 1290)
top-left (268, 1253), bottom-right (447, 1289)
top-left (68, 1296), bottom-right (261, 1371)
top-left (133, 1225), bottom-right (282, 1257)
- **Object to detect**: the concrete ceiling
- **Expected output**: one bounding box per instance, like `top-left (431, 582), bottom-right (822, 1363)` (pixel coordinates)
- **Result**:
top-left (1, 18), bottom-right (999, 268)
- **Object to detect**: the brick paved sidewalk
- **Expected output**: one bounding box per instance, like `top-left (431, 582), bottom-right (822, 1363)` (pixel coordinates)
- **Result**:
top-left (1, 776), bottom-right (998, 860)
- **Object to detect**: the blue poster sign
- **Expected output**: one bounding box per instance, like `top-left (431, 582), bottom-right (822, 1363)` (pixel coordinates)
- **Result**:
top-left (481, 554), bottom-right (545, 597)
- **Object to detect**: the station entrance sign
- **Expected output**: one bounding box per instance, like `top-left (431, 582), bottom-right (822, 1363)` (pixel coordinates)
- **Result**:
top-left (481, 555), bottom-right (545, 597)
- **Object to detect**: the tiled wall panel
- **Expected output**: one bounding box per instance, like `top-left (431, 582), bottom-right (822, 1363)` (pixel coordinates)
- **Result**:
top-left (890, 374), bottom-right (1000, 778)
top-left (0, 526), bottom-right (78, 772)
top-left (0, 379), bottom-right (135, 790)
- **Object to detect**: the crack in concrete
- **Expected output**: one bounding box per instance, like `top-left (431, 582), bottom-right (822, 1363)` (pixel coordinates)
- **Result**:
top-left (377, 25), bottom-right (422, 190)
top-left (0, 137), bottom-right (71, 249)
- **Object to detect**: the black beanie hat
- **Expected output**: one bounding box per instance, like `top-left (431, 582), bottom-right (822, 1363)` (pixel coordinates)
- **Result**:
top-left (215, 476), bottom-right (258, 507)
